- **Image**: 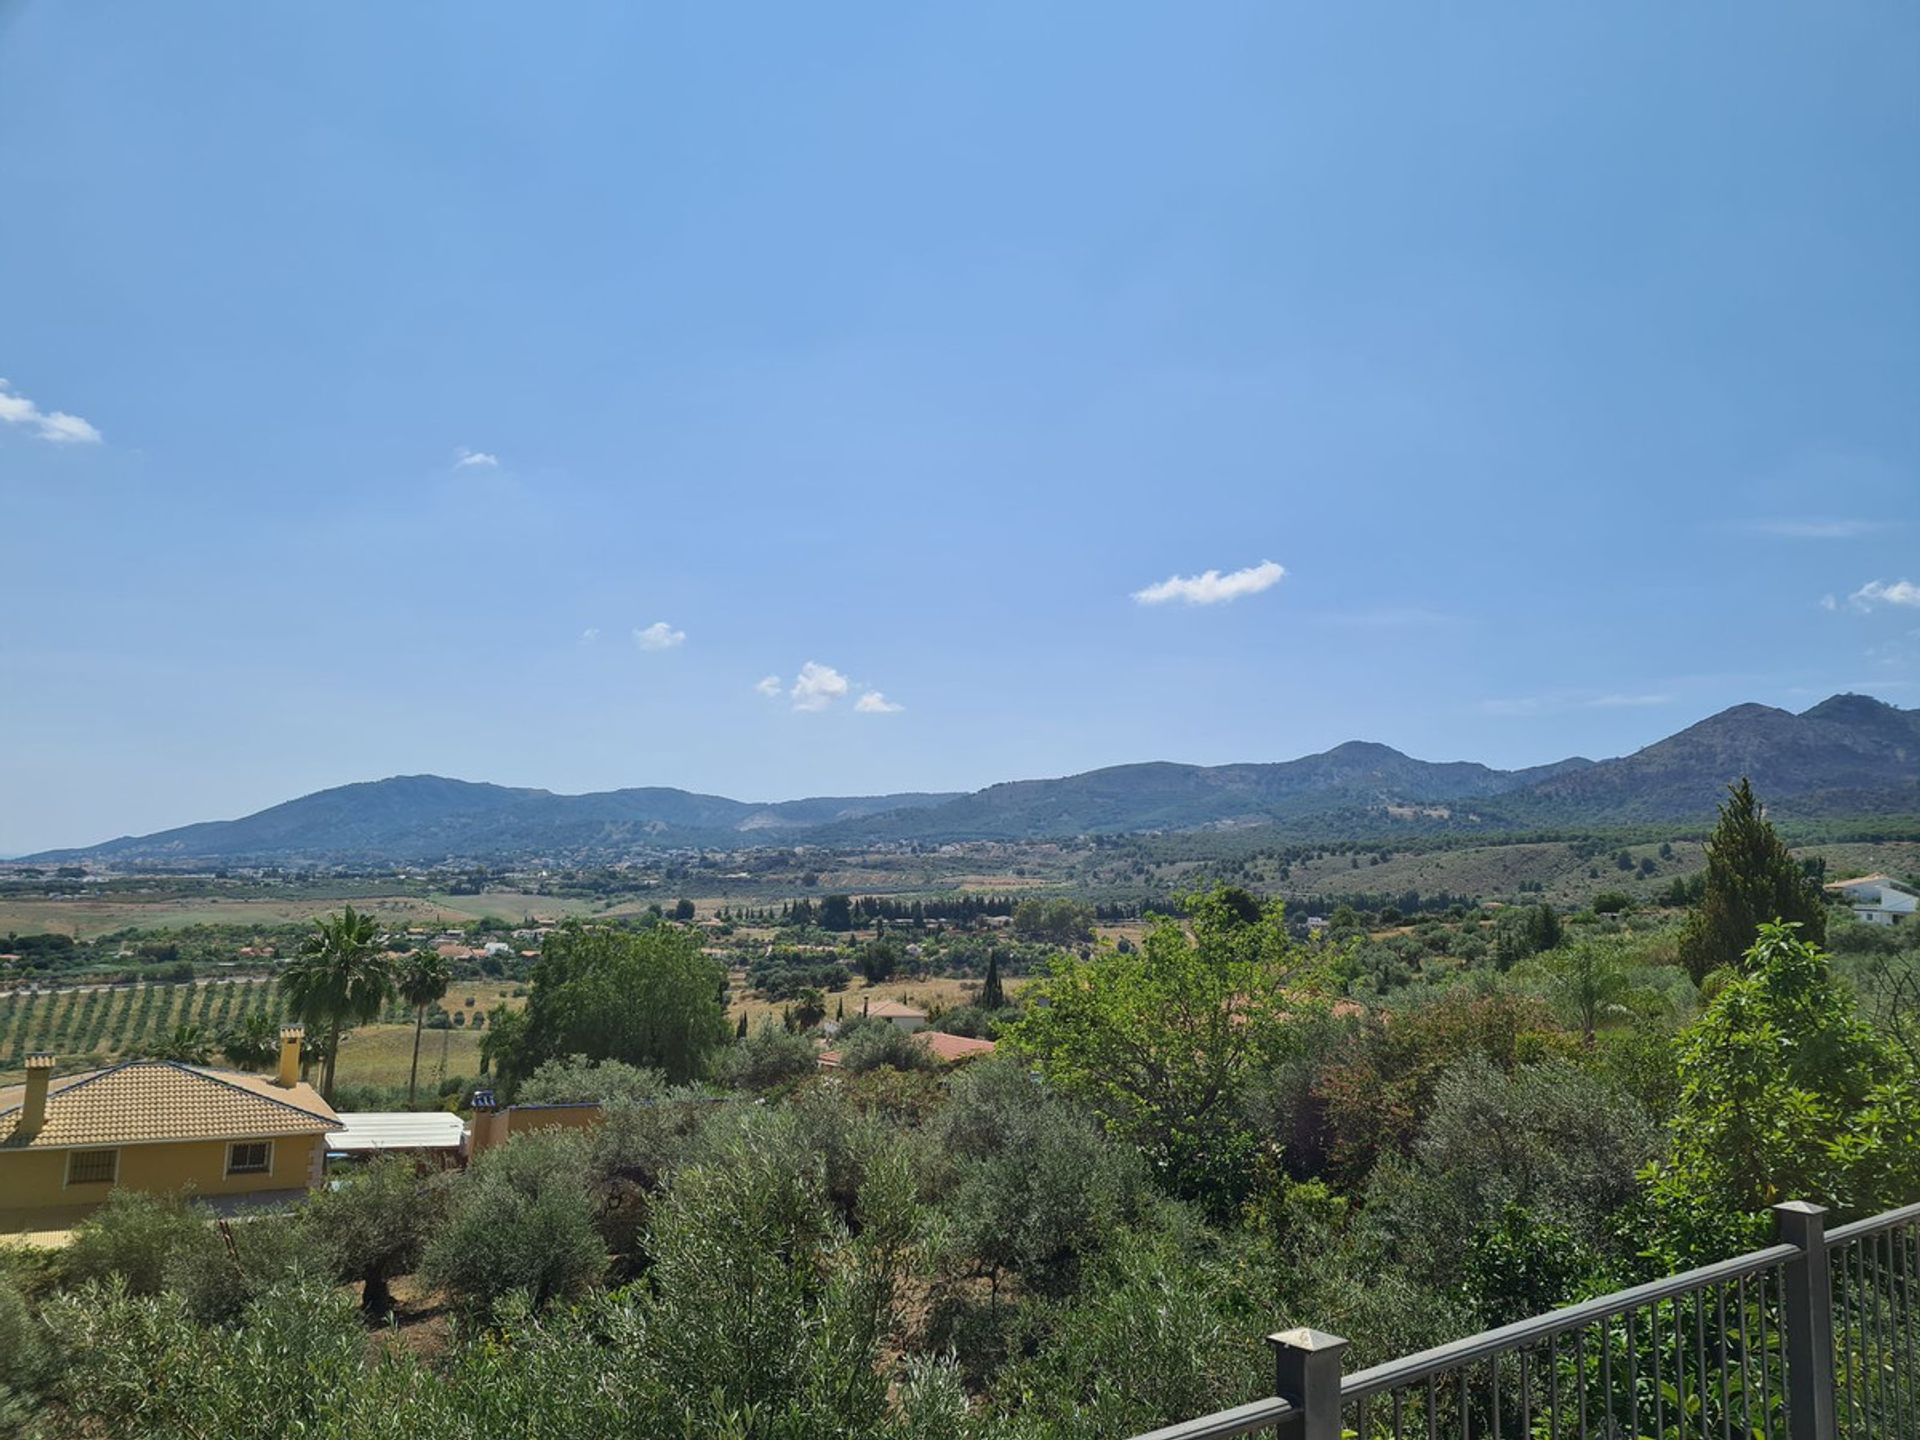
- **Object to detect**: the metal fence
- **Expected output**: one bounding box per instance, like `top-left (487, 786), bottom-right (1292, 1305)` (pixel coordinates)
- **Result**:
top-left (1133, 1199), bottom-right (1920, 1440)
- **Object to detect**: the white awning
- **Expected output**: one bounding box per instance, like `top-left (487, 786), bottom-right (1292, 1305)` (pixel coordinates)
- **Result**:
top-left (327, 1111), bottom-right (467, 1153)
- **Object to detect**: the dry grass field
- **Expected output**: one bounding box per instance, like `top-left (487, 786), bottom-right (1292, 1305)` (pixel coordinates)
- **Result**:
top-left (723, 972), bottom-right (1022, 1033)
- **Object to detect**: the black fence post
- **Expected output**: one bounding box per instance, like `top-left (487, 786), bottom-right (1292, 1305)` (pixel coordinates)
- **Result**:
top-left (1269, 1327), bottom-right (1348, 1440)
top-left (1774, 1201), bottom-right (1837, 1440)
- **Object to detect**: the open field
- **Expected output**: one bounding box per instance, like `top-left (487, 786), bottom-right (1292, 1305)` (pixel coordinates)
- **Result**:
top-left (331, 1023), bottom-right (485, 1094)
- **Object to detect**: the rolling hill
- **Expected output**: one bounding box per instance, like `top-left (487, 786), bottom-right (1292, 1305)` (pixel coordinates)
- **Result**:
top-left (23, 694), bottom-right (1918, 865)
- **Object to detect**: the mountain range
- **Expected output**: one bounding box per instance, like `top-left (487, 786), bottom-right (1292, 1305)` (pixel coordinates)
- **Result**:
top-left (24, 694), bottom-right (1920, 866)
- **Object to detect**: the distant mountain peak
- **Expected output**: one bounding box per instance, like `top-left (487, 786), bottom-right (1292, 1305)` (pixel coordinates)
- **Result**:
top-left (1803, 692), bottom-right (1901, 722)
top-left (23, 693), bottom-right (1916, 862)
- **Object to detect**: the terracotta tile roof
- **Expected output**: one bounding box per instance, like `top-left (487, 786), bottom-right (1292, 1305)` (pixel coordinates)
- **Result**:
top-left (0, 1062), bottom-right (340, 1151)
top-left (817, 1031), bottom-right (996, 1069)
top-left (864, 1000), bottom-right (926, 1019)
top-left (917, 1031), bottom-right (996, 1063)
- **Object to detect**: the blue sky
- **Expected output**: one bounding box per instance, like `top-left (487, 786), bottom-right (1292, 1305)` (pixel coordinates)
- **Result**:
top-left (2, 3), bottom-right (1916, 854)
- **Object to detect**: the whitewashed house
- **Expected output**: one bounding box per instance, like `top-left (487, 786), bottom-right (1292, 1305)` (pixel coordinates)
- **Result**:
top-left (1826, 874), bottom-right (1918, 927)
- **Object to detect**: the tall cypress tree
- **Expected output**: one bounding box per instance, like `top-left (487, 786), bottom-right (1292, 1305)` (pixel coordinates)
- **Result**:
top-left (1677, 778), bottom-right (1827, 984)
top-left (980, 948), bottom-right (1007, 1011)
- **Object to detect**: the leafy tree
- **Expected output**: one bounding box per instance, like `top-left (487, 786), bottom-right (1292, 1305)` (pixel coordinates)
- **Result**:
top-left (719, 1020), bottom-right (819, 1091)
top-left (838, 1017), bottom-right (935, 1073)
top-left (791, 986), bottom-right (828, 1030)
top-left (422, 1130), bottom-right (608, 1316)
top-left (1546, 938), bottom-right (1634, 1045)
top-left (1010, 885), bottom-right (1323, 1214)
top-left (819, 894), bottom-right (855, 931)
top-left (1012, 897), bottom-right (1095, 945)
top-left (1677, 778), bottom-right (1827, 983)
top-left (493, 923), bottom-right (730, 1095)
top-left (219, 1012), bottom-right (281, 1070)
top-left (1492, 903), bottom-right (1561, 969)
top-left (1366, 1056), bottom-right (1657, 1323)
top-left (478, 1002), bottom-right (530, 1088)
top-left (1648, 923), bottom-right (1920, 1259)
top-left (641, 1108), bottom-right (919, 1429)
top-left (671, 897), bottom-right (696, 922)
top-left (395, 948), bottom-right (454, 1107)
top-left (859, 939), bottom-right (900, 983)
top-left (283, 906), bottom-right (394, 1101)
top-left (300, 1156), bottom-right (442, 1318)
top-left (62, 1189), bottom-right (216, 1297)
top-left (933, 1059), bottom-right (1143, 1299)
top-left (1311, 990), bottom-right (1568, 1187)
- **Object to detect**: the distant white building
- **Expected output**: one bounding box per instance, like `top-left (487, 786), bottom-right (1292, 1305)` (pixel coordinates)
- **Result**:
top-left (863, 999), bottom-right (926, 1033)
top-left (1827, 874), bottom-right (1918, 927)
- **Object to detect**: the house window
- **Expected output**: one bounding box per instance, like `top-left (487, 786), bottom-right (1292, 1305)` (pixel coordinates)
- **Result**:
top-left (66, 1149), bottom-right (119, 1186)
top-left (226, 1141), bottom-right (272, 1176)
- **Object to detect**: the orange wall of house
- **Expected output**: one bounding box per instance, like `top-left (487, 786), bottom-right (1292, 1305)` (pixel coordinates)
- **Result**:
top-left (0, 1134), bottom-right (325, 1222)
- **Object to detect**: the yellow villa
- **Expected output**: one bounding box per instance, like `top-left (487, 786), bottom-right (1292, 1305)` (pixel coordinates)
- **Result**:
top-left (0, 1025), bottom-right (340, 1236)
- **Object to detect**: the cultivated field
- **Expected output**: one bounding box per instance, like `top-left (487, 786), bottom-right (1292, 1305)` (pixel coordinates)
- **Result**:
top-left (0, 978), bottom-right (526, 1090)
top-left (0, 977), bottom-right (282, 1081)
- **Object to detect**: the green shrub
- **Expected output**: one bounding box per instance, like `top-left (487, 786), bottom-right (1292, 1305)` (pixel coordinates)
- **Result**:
top-left (837, 1019), bottom-right (935, 1074)
top-left (62, 1189), bottom-right (217, 1298)
top-left (423, 1131), bottom-right (607, 1317)
top-left (717, 1020), bottom-right (818, 1091)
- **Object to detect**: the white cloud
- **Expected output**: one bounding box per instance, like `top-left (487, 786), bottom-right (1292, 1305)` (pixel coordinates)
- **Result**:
top-left (1820, 594), bottom-right (1839, 612)
top-left (1133, 559), bottom-right (1285, 606)
top-left (633, 621), bottom-right (687, 651)
top-left (0, 379), bottom-right (102, 445)
top-left (579, 627), bottom-right (601, 645)
top-left (1747, 518), bottom-right (1881, 539)
top-left (454, 447), bottom-right (500, 468)
top-left (759, 661), bottom-right (897, 711)
top-left (1848, 579), bottom-right (1920, 611)
top-left (790, 660), bottom-right (851, 711)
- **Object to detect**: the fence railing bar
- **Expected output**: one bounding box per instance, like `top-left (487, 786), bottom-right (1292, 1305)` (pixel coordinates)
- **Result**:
top-left (1896, 1221), bottom-right (1912, 1440)
top-left (1341, 1246), bottom-right (1800, 1402)
top-left (1127, 1396), bottom-right (1297, 1440)
top-left (1757, 1266), bottom-right (1772, 1439)
top-left (1824, 1200), bottom-right (1920, 1246)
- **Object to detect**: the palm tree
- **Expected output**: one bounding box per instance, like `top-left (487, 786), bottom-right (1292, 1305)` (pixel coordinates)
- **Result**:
top-left (151, 1024), bottom-right (214, 1065)
top-left (396, 948), bottom-right (453, 1107)
top-left (220, 1011), bottom-right (281, 1070)
top-left (283, 906), bottom-right (393, 1102)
